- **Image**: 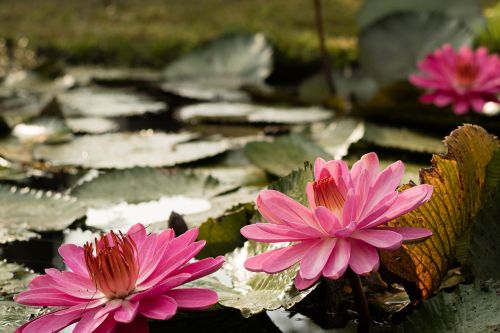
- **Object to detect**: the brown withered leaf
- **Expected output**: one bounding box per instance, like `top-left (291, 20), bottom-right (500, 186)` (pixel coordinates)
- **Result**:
top-left (380, 124), bottom-right (498, 299)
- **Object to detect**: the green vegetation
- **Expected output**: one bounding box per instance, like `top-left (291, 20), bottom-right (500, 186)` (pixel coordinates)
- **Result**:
top-left (0, 0), bottom-right (360, 68)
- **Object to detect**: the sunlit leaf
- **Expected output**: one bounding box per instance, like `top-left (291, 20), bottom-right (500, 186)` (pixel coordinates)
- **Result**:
top-left (33, 132), bottom-right (234, 169)
top-left (400, 281), bottom-right (500, 333)
top-left (380, 124), bottom-right (498, 298)
top-left (59, 88), bottom-right (166, 117)
top-left (359, 12), bottom-right (473, 84)
top-left (0, 186), bottom-right (86, 244)
top-left (0, 301), bottom-right (47, 333)
top-left (311, 119), bottom-right (365, 160)
top-left (66, 117), bottom-right (119, 134)
top-left (177, 103), bottom-right (332, 125)
top-left (244, 135), bottom-right (331, 176)
top-left (71, 168), bottom-right (228, 208)
top-left (0, 260), bottom-right (36, 298)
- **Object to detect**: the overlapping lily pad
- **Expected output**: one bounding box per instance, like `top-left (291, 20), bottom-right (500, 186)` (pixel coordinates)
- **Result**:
top-left (0, 186), bottom-right (85, 244)
top-left (193, 165), bottom-right (316, 317)
top-left (164, 33), bottom-right (272, 84)
top-left (400, 281), bottom-right (500, 333)
top-left (359, 12), bottom-right (473, 84)
top-left (177, 103), bottom-right (332, 124)
top-left (357, 0), bottom-right (484, 32)
top-left (33, 132), bottom-right (234, 169)
top-left (58, 88), bottom-right (166, 117)
top-left (245, 135), bottom-right (331, 176)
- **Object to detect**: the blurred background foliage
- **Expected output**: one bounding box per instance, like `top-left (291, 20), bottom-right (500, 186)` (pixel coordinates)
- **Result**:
top-left (0, 0), bottom-right (495, 72)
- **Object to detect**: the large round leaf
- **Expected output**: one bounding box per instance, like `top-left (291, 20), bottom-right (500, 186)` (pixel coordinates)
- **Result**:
top-left (164, 33), bottom-right (272, 84)
top-left (0, 186), bottom-right (86, 244)
top-left (32, 132), bottom-right (233, 169)
top-left (357, 0), bottom-right (484, 32)
top-left (359, 12), bottom-right (473, 85)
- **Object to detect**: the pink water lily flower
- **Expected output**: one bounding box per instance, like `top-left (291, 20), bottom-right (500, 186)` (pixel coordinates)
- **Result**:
top-left (409, 44), bottom-right (500, 115)
top-left (15, 224), bottom-right (224, 333)
top-left (241, 153), bottom-right (433, 290)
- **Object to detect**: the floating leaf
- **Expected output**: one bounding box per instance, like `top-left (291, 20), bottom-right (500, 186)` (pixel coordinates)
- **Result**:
top-left (245, 135), bottom-right (331, 176)
top-left (311, 119), bottom-right (365, 159)
top-left (0, 301), bottom-right (47, 333)
top-left (66, 117), bottom-right (119, 134)
top-left (59, 88), bottom-right (166, 117)
top-left (177, 103), bottom-right (332, 125)
top-left (64, 66), bottom-right (162, 85)
top-left (362, 123), bottom-right (445, 154)
top-left (193, 165), bottom-right (315, 317)
top-left (298, 69), bottom-right (378, 105)
top-left (164, 33), bottom-right (272, 84)
top-left (71, 167), bottom-right (228, 208)
top-left (33, 132), bottom-right (233, 169)
top-left (380, 125), bottom-right (498, 298)
top-left (12, 117), bottom-right (73, 143)
top-left (400, 281), bottom-right (500, 333)
top-left (0, 260), bottom-right (36, 298)
top-left (0, 186), bottom-right (86, 244)
top-left (468, 184), bottom-right (500, 281)
top-left (161, 82), bottom-right (250, 102)
top-left (197, 204), bottom-right (255, 259)
top-left (359, 12), bottom-right (473, 84)
top-left (357, 0), bottom-right (484, 32)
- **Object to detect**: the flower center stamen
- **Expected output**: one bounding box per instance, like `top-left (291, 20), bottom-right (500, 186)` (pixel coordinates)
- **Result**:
top-left (455, 58), bottom-right (479, 89)
top-left (84, 231), bottom-right (139, 299)
top-left (312, 177), bottom-right (346, 217)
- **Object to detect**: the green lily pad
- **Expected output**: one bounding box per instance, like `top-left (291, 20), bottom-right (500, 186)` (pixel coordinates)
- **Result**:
top-left (177, 103), bottom-right (333, 125)
top-left (0, 186), bottom-right (86, 244)
top-left (362, 123), bottom-right (445, 154)
top-left (468, 184), bottom-right (500, 281)
top-left (357, 0), bottom-right (484, 32)
top-left (164, 33), bottom-right (272, 85)
top-left (59, 88), bottom-right (166, 117)
top-left (298, 69), bottom-right (378, 105)
top-left (161, 82), bottom-right (251, 102)
top-left (244, 135), bottom-right (331, 176)
top-left (193, 165), bottom-right (316, 317)
top-left (32, 132), bottom-right (233, 169)
top-left (400, 281), bottom-right (500, 333)
top-left (197, 203), bottom-right (255, 259)
top-left (482, 148), bottom-right (500, 198)
top-left (359, 12), bottom-right (473, 85)
top-left (71, 167), bottom-right (228, 208)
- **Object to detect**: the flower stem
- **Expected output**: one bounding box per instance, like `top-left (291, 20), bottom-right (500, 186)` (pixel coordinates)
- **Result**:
top-left (312, 0), bottom-right (336, 95)
top-left (347, 269), bottom-right (371, 333)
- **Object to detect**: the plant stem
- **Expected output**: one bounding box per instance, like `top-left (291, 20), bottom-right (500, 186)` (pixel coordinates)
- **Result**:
top-left (313, 0), bottom-right (336, 95)
top-left (347, 269), bottom-right (371, 333)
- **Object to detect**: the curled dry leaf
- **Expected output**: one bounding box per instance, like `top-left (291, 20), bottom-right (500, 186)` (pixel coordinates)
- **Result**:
top-left (380, 124), bottom-right (498, 298)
